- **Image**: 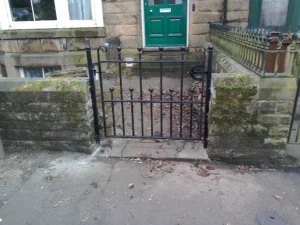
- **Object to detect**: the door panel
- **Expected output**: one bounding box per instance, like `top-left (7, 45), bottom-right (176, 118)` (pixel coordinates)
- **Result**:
top-left (145, 0), bottom-right (187, 47)
top-left (149, 17), bottom-right (164, 37)
top-left (167, 17), bottom-right (183, 37)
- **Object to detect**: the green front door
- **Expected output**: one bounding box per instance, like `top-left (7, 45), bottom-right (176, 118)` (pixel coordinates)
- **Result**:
top-left (144, 0), bottom-right (187, 47)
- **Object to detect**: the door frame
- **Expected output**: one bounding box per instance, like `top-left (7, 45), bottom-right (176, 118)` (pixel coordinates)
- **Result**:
top-left (141, 0), bottom-right (190, 48)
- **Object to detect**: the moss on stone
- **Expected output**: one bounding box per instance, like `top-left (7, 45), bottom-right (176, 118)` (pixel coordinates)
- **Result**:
top-left (269, 126), bottom-right (281, 137)
top-left (13, 79), bottom-right (86, 93)
top-left (13, 79), bottom-right (88, 129)
top-left (209, 73), bottom-right (258, 136)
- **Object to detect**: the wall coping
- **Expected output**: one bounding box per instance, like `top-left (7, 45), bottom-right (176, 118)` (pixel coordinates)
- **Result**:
top-left (0, 78), bottom-right (89, 92)
top-left (0, 27), bottom-right (106, 40)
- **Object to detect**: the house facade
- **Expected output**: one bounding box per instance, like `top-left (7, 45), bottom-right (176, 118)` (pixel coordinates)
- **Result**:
top-left (0, 0), bottom-right (250, 78)
top-left (0, 0), bottom-right (299, 78)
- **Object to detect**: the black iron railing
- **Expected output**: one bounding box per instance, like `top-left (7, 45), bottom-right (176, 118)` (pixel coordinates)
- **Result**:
top-left (209, 23), bottom-right (299, 77)
top-left (86, 45), bottom-right (214, 148)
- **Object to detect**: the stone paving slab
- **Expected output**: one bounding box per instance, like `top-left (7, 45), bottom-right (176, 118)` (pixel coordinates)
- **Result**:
top-left (95, 138), bottom-right (210, 161)
top-left (177, 141), bottom-right (210, 161)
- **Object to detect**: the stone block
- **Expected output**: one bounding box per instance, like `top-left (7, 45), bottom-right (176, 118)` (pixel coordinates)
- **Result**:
top-left (48, 92), bottom-right (87, 103)
top-left (0, 102), bottom-right (87, 113)
top-left (5, 92), bottom-right (50, 104)
top-left (227, 11), bottom-right (248, 23)
top-left (45, 67), bottom-right (87, 78)
top-left (264, 138), bottom-right (287, 149)
top-left (189, 35), bottom-right (207, 47)
top-left (66, 38), bottom-right (89, 51)
top-left (103, 2), bottom-right (139, 14)
top-left (228, 0), bottom-right (249, 11)
top-left (120, 36), bottom-right (142, 49)
top-left (276, 102), bottom-right (293, 114)
top-left (106, 25), bottom-right (138, 36)
top-left (0, 120), bottom-right (92, 132)
top-left (18, 39), bottom-right (41, 52)
top-left (258, 101), bottom-right (276, 114)
top-left (41, 39), bottom-right (64, 52)
top-left (1, 40), bottom-right (19, 53)
top-left (190, 24), bottom-right (210, 35)
top-left (41, 131), bottom-right (93, 142)
top-left (0, 112), bottom-right (89, 122)
top-left (258, 114), bottom-right (292, 125)
top-left (193, 12), bottom-right (222, 24)
top-left (6, 129), bottom-right (41, 140)
top-left (258, 78), bottom-right (297, 101)
top-left (90, 38), bottom-right (105, 49)
top-left (0, 28), bottom-right (106, 39)
top-left (104, 14), bottom-right (138, 25)
top-left (195, 0), bottom-right (223, 12)
top-left (268, 125), bottom-right (290, 138)
top-left (209, 136), bottom-right (265, 149)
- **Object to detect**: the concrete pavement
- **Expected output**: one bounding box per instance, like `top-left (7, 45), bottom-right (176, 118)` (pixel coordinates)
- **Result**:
top-left (0, 151), bottom-right (299, 225)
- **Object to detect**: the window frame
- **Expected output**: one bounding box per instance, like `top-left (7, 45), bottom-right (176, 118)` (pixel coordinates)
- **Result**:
top-left (1, 0), bottom-right (104, 30)
top-left (19, 66), bottom-right (61, 78)
top-left (248, 0), bottom-right (300, 32)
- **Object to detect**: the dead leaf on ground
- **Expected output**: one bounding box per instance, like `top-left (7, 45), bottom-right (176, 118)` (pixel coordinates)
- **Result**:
top-left (179, 170), bottom-right (186, 174)
top-left (273, 194), bottom-right (283, 201)
top-left (197, 167), bottom-right (210, 177)
top-left (205, 165), bottom-right (215, 170)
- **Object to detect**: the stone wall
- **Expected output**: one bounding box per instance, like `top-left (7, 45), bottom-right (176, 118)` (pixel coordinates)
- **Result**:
top-left (208, 73), bottom-right (298, 167)
top-left (0, 79), bottom-right (96, 154)
top-left (190, 0), bottom-right (249, 47)
top-left (0, 28), bottom-right (106, 77)
top-left (103, 0), bottom-right (249, 49)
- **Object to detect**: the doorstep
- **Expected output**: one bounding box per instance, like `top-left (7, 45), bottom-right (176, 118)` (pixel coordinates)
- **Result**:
top-left (93, 138), bottom-right (210, 162)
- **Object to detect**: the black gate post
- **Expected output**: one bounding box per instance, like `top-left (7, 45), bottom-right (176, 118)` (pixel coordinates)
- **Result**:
top-left (204, 46), bottom-right (213, 148)
top-left (86, 46), bottom-right (100, 145)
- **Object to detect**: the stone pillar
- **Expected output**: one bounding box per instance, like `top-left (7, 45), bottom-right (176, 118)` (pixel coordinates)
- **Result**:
top-left (208, 73), bottom-right (298, 167)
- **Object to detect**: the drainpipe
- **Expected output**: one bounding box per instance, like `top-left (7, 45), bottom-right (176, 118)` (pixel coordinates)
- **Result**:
top-left (223, 0), bottom-right (228, 25)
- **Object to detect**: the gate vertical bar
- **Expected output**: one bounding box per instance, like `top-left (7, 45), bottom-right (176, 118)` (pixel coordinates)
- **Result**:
top-left (137, 47), bottom-right (144, 136)
top-left (97, 46), bottom-right (107, 137)
top-left (169, 88), bottom-right (174, 137)
top-left (180, 46), bottom-right (185, 137)
top-left (110, 88), bottom-right (116, 136)
top-left (149, 88), bottom-right (154, 137)
top-left (129, 88), bottom-right (135, 136)
top-left (204, 46), bottom-right (213, 148)
top-left (159, 46), bottom-right (164, 137)
top-left (189, 88), bottom-right (194, 138)
top-left (117, 46), bottom-right (126, 136)
top-left (86, 46), bottom-right (100, 144)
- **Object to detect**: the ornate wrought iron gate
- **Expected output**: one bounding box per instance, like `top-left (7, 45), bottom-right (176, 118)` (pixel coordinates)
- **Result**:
top-left (86, 45), bottom-right (213, 148)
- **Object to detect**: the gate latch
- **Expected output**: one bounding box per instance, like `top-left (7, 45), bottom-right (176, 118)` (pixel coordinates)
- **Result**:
top-left (188, 64), bottom-right (206, 81)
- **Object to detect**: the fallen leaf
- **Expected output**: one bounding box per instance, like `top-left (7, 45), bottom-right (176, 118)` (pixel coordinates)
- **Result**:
top-left (273, 194), bottom-right (283, 201)
top-left (180, 170), bottom-right (186, 174)
top-left (197, 167), bottom-right (210, 177)
top-left (205, 165), bottom-right (215, 170)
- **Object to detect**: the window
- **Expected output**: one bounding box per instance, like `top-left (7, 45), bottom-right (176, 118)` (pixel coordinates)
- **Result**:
top-left (167, 0), bottom-right (183, 4)
top-left (9, 0), bottom-right (57, 21)
top-left (249, 0), bottom-right (300, 31)
top-left (0, 64), bottom-right (8, 77)
top-left (1, 0), bottom-right (103, 29)
top-left (20, 66), bottom-right (61, 78)
top-left (260, 0), bottom-right (289, 27)
top-left (148, 0), bottom-right (163, 6)
top-left (69, 0), bottom-right (92, 20)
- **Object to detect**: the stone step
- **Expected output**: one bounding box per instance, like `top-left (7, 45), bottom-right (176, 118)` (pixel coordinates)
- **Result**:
top-left (94, 139), bottom-right (210, 162)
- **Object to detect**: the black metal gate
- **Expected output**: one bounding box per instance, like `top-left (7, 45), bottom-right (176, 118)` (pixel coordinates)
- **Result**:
top-left (86, 45), bottom-right (213, 148)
